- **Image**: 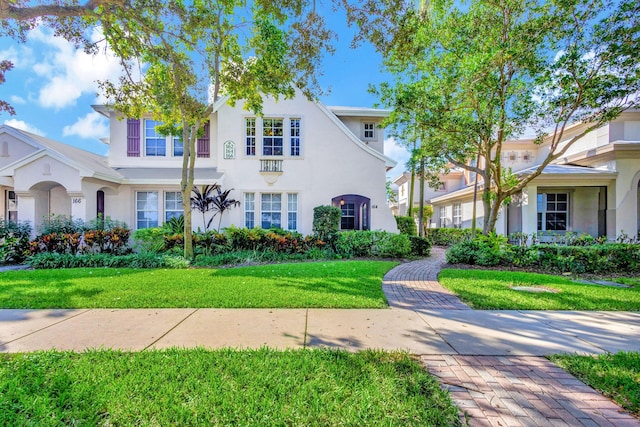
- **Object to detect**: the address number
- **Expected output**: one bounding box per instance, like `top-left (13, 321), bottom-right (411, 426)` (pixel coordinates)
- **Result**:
top-left (72, 198), bottom-right (83, 204)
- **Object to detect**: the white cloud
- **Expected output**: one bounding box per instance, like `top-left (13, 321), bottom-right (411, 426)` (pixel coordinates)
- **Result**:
top-left (28, 26), bottom-right (128, 109)
top-left (63, 111), bottom-right (109, 139)
top-left (384, 137), bottom-right (411, 180)
top-left (0, 45), bottom-right (34, 69)
top-left (4, 119), bottom-right (45, 136)
top-left (10, 95), bottom-right (26, 105)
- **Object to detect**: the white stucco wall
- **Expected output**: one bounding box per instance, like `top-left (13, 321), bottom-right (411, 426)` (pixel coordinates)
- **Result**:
top-left (1, 134), bottom-right (38, 169)
top-left (614, 159), bottom-right (640, 237)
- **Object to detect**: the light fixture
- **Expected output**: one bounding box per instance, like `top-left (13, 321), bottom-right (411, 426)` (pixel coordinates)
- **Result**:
top-left (340, 198), bottom-right (345, 206)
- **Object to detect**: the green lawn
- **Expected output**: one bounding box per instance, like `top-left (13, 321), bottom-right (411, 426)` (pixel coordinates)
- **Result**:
top-left (438, 269), bottom-right (640, 310)
top-left (0, 348), bottom-right (462, 426)
top-left (0, 261), bottom-right (396, 309)
top-left (550, 352), bottom-right (640, 417)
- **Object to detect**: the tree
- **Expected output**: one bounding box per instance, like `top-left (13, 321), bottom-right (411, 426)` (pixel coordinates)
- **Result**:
top-left (2, 0), bottom-right (334, 259)
top-left (190, 184), bottom-right (217, 232)
top-left (209, 186), bottom-right (240, 233)
top-left (347, 0), bottom-right (640, 234)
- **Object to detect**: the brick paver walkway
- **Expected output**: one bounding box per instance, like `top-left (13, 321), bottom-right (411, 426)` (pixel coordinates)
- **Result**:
top-left (382, 247), bottom-right (471, 310)
top-left (383, 249), bottom-right (640, 427)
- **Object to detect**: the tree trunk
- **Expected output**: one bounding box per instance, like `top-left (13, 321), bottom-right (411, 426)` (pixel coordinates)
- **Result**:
top-left (408, 164), bottom-right (416, 217)
top-left (181, 122), bottom-right (197, 260)
top-left (418, 156), bottom-right (426, 237)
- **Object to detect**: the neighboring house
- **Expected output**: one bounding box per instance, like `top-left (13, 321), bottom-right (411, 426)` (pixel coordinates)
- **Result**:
top-left (0, 92), bottom-right (398, 236)
top-left (420, 110), bottom-right (640, 241)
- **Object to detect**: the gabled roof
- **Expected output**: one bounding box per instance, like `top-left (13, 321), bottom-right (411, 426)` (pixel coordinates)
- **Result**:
top-left (0, 125), bottom-right (123, 183)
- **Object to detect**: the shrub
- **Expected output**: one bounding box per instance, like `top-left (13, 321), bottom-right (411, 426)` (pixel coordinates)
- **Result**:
top-left (446, 232), bottom-right (510, 266)
top-left (312, 205), bottom-right (341, 245)
top-left (395, 216), bottom-right (417, 236)
top-left (39, 214), bottom-right (85, 235)
top-left (28, 252), bottom-right (190, 269)
top-left (372, 232), bottom-right (412, 258)
top-left (132, 227), bottom-right (166, 253)
top-left (409, 236), bottom-right (432, 257)
top-left (0, 220), bottom-right (32, 264)
top-left (425, 228), bottom-right (473, 246)
top-left (30, 227), bottom-right (131, 256)
top-left (335, 231), bottom-right (374, 258)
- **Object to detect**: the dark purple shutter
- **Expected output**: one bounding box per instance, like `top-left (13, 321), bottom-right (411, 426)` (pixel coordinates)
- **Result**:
top-left (197, 121), bottom-right (210, 158)
top-left (127, 119), bottom-right (140, 157)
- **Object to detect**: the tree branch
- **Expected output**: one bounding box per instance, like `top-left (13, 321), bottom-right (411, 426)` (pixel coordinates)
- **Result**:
top-left (0, 0), bottom-right (117, 20)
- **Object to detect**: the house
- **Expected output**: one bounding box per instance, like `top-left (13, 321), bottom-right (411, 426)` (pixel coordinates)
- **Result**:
top-left (0, 92), bottom-right (398, 236)
top-left (393, 110), bottom-right (640, 241)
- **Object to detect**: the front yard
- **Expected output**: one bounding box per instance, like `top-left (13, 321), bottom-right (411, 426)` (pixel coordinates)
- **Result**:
top-left (0, 348), bottom-right (462, 426)
top-left (0, 261), bottom-right (396, 309)
top-left (438, 269), bottom-right (640, 310)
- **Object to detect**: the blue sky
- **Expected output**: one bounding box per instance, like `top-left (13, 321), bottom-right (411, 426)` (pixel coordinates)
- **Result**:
top-left (0, 11), bottom-right (410, 180)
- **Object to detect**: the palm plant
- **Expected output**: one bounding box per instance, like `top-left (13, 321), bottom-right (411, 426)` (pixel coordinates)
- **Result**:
top-left (210, 187), bottom-right (240, 232)
top-left (190, 184), bottom-right (219, 231)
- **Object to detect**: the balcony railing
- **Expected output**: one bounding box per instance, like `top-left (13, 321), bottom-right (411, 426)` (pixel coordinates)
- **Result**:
top-left (260, 159), bottom-right (283, 173)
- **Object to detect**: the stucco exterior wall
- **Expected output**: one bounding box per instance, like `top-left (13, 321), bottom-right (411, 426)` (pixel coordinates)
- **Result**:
top-left (0, 134), bottom-right (38, 168)
top-left (614, 159), bottom-right (640, 237)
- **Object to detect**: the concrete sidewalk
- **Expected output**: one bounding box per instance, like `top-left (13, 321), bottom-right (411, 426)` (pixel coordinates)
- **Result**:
top-left (2, 307), bottom-right (639, 355)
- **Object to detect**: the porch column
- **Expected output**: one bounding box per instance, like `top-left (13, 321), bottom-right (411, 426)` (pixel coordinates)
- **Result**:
top-left (15, 192), bottom-right (36, 238)
top-left (607, 181), bottom-right (617, 240)
top-left (521, 184), bottom-right (537, 243)
top-left (69, 192), bottom-right (87, 223)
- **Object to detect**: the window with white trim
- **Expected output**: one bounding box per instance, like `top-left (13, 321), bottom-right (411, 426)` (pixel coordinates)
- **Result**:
top-left (287, 193), bottom-right (298, 230)
top-left (244, 193), bottom-right (255, 229)
top-left (261, 193), bottom-right (282, 229)
top-left (263, 118), bottom-right (284, 156)
top-left (340, 203), bottom-right (356, 230)
top-left (136, 191), bottom-right (158, 229)
top-left (363, 122), bottom-right (375, 139)
top-left (6, 190), bottom-right (17, 222)
top-left (245, 118), bottom-right (256, 156)
top-left (453, 203), bottom-right (462, 228)
top-left (164, 191), bottom-right (183, 221)
top-left (439, 206), bottom-right (447, 228)
top-left (290, 118), bottom-right (301, 156)
top-left (144, 120), bottom-right (166, 156)
top-left (537, 193), bottom-right (568, 231)
top-left (173, 136), bottom-right (183, 157)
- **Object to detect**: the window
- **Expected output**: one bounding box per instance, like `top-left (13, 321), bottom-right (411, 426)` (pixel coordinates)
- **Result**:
top-left (453, 203), bottom-right (462, 228)
top-left (287, 194), bottom-right (298, 230)
top-left (244, 193), bottom-right (255, 229)
top-left (261, 193), bottom-right (282, 228)
top-left (522, 151), bottom-right (532, 162)
top-left (364, 122), bottom-right (375, 139)
top-left (437, 182), bottom-right (446, 192)
top-left (245, 118), bottom-right (256, 156)
top-left (439, 206), bottom-right (447, 228)
top-left (173, 136), bottom-right (183, 157)
top-left (537, 193), bottom-right (568, 231)
top-left (224, 140), bottom-right (235, 159)
top-left (290, 118), bottom-right (301, 156)
top-left (6, 190), bottom-right (17, 222)
top-left (340, 203), bottom-right (356, 230)
top-left (136, 191), bottom-right (158, 229)
top-left (165, 191), bottom-right (183, 221)
top-left (263, 118), bottom-right (284, 156)
top-left (144, 120), bottom-right (166, 156)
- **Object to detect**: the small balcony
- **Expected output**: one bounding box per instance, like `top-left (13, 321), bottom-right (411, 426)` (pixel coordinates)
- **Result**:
top-left (260, 159), bottom-right (283, 172)
top-left (260, 159), bottom-right (283, 185)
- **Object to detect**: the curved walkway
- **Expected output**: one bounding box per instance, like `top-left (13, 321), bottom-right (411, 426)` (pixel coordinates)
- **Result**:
top-left (382, 248), bottom-right (640, 427)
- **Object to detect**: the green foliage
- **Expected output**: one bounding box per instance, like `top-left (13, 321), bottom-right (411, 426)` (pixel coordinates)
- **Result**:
top-left (446, 232), bottom-right (510, 266)
top-left (0, 220), bottom-right (31, 264)
top-left (550, 352), bottom-right (640, 417)
top-left (0, 349), bottom-right (462, 426)
top-left (409, 236), bottom-right (432, 257)
top-left (334, 231), bottom-right (412, 259)
top-left (312, 205), bottom-right (341, 244)
top-left (39, 214), bottom-right (85, 235)
top-left (28, 253), bottom-right (189, 269)
top-left (162, 215), bottom-right (185, 235)
top-left (395, 216), bottom-right (417, 236)
top-left (425, 228), bottom-right (473, 246)
top-left (132, 227), bottom-right (166, 253)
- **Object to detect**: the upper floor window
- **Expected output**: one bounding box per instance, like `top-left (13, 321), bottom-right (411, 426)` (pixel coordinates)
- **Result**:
top-left (290, 118), bottom-right (301, 156)
top-left (173, 136), bottom-right (183, 157)
top-left (145, 120), bottom-right (166, 156)
top-left (263, 118), bottom-right (284, 156)
top-left (245, 118), bottom-right (256, 156)
top-left (364, 122), bottom-right (375, 139)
